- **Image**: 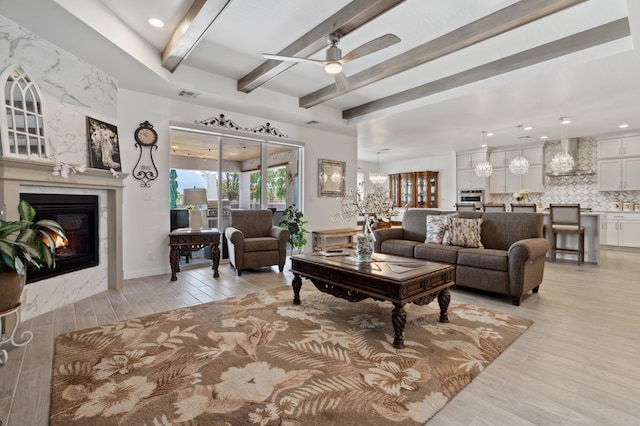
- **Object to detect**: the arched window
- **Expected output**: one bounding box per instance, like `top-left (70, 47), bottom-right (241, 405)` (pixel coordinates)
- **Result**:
top-left (0, 65), bottom-right (46, 157)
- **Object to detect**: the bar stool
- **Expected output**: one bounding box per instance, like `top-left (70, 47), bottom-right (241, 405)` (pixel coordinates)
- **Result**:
top-left (482, 203), bottom-right (506, 212)
top-left (455, 203), bottom-right (476, 212)
top-left (549, 204), bottom-right (584, 265)
top-left (510, 203), bottom-right (537, 212)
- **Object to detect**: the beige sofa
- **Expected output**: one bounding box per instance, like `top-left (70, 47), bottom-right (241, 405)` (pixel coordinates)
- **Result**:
top-left (373, 209), bottom-right (549, 305)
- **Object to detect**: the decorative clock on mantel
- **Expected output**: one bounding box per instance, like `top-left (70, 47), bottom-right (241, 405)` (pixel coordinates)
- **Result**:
top-left (132, 120), bottom-right (159, 187)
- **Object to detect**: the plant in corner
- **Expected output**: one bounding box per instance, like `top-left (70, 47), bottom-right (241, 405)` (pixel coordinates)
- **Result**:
top-left (0, 200), bottom-right (66, 312)
top-left (278, 204), bottom-right (309, 255)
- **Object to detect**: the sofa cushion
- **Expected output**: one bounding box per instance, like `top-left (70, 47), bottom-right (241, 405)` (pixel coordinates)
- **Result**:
top-left (380, 239), bottom-right (421, 257)
top-left (414, 243), bottom-right (463, 264)
top-left (481, 212), bottom-right (543, 250)
top-left (448, 217), bottom-right (483, 248)
top-left (244, 237), bottom-right (279, 252)
top-left (457, 248), bottom-right (509, 271)
top-left (441, 213), bottom-right (460, 245)
top-left (425, 215), bottom-right (447, 244)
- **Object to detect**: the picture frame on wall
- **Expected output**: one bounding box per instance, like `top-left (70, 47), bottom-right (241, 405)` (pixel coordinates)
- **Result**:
top-left (86, 116), bottom-right (122, 171)
top-left (319, 158), bottom-right (346, 197)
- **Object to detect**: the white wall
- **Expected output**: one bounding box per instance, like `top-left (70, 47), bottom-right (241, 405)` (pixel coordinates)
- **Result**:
top-left (118, 90), bottom-right (357, 279)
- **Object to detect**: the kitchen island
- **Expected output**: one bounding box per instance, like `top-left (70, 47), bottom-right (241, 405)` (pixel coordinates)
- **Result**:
top-left (541, 212), bottom-right (600, 264)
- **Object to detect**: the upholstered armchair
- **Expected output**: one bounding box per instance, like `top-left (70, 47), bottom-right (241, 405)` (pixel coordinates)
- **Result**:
top-left (225, 209), bottom-right (290, 276)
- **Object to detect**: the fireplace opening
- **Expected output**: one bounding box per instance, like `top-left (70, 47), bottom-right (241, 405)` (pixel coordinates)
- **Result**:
top-left (20, 193), bottom-right (99, 284)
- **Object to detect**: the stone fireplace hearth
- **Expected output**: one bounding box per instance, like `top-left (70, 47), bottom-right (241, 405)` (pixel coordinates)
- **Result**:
top-left (0, 157), bottom-right (127, 320)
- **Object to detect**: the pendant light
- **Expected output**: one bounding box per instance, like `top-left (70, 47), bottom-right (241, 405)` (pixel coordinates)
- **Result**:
top-left (509, 125), bottom-right (529, 175)
top-left (549, 117), bottom-right (575, 174)
top-left (474, 131), bottom-right (493, 178)
top-left (369, 151), bottom-right (388, 184)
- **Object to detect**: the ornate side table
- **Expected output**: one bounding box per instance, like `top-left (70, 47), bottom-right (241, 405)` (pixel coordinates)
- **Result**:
top-left (168, 228), bottom-right (221, 281)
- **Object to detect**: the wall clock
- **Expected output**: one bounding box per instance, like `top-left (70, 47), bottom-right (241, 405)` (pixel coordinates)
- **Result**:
top-left (132, 120), bottom-right (159, 187)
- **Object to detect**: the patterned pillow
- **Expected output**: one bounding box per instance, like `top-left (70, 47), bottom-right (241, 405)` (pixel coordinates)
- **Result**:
top-left (425, 215), bottom-right (446, 244)
top-left (448, 217), bottom-right (484, 248)
top-left (441, 213), bottom-right (459, 246)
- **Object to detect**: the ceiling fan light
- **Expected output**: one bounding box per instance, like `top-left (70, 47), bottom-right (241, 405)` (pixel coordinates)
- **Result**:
top-left (324, 62), bottom-right (342, 74)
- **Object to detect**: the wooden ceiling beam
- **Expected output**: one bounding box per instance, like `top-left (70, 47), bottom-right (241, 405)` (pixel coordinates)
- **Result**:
top-left (162, 0), bottom-right (232, 73)
top-left (342, 18), bottom-right (630, 120)
top-left (299, 0), bottom-right (588, 108)
top-left (237, 0), bottom-right (405, 93)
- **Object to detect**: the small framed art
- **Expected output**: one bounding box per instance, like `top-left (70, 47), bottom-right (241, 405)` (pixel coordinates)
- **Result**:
top-left (86, 116), bottom-right (121, 171)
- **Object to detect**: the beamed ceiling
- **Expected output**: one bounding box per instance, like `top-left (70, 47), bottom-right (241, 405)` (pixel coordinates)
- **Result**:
top-left (2, 0), bottom-right (639, 162)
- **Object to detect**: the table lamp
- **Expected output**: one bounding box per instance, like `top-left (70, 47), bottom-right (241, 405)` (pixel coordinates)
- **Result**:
top-left (183, 188), bottom-right (208, 230)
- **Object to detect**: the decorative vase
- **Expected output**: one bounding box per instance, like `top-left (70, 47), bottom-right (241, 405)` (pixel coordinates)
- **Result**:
top-left (355, 231), bottom-right (375, 263)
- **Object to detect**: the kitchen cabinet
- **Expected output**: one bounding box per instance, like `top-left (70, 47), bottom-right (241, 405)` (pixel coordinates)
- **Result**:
top-left (389, 171), bottom-right (438, 208)
top-left (457, 151), bottom-right (487, 189)
top-left (600, 213), bottom-right (640, 247)
top-left (488, 146), bottom-right (544, 194)
top-left (597, 157), bottom-right (640, 191)
top-left (597, 136), bottom-right (640, 159)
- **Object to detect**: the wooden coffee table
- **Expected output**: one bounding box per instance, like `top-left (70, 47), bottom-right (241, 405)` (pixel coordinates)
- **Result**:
top-left (290, 252), bottom-right (454, 349)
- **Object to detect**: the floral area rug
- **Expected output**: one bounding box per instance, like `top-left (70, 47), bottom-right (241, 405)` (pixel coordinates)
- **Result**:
top-left (50, 285), bottom-right (532, 425)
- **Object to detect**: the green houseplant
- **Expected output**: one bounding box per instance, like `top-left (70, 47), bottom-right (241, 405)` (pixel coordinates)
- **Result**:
top-left (278, 204), bottom-right (309, 255)
top-left (0, 200), bottom-right (66, 312)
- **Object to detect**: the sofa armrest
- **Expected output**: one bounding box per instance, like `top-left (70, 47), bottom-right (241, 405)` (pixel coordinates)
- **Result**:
top-left (373, 227), bottom-right (404, 252)
top-left (270, 226), bottom-right (289, 242)
top-left (508, 238), bottom-right (550, 263)
top-left (225, 226), bottom-right (245, 247)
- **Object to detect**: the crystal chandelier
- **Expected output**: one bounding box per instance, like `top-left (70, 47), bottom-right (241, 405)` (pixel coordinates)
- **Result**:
top-left (509, 125), bottom-right (529, 175)
top-left (369, 151), bottom-right (388, 184)
top-left (474, 131), bottom-right (493, 178)
top-left (509, 155), bottom-right (529, 175)
top-left (549, 152), bottom-right (574, 174)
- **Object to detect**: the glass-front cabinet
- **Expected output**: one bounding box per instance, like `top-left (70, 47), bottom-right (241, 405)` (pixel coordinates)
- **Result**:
top-left (389, 171), bottom-right (438, 208)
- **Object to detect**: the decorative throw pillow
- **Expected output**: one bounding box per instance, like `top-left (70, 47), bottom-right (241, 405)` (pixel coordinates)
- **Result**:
top-left (425, 215), bottom-right (446, 244)
top-left (448, 217), bottom-right (484, 248)
top-left (441, 213), bottom-right (459, 246)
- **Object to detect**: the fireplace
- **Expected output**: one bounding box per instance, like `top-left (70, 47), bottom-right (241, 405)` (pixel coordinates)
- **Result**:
top-left (20, 193), bottom-right (99, 283)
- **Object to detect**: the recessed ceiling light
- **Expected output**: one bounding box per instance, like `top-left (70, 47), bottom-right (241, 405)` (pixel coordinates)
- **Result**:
top-left (540, 135), bottom-right (548, 139)
top-left (561, 117), bottom-right (571, 124)
top-left (149, 18), bottom-right (164, 28)
top-left (524, 126), bottom-right (533, 130)
top-left (486, 132), bottom-right (494, 136)
top-left (619, 123), bottom-right (629, 128)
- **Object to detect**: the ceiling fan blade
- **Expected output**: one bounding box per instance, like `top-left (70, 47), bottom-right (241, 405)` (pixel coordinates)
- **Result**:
top-left (262, 53), bottom-right (325, 67)
top-left (341, 34), bottom-right (401, 63)
top-left (334, 72), bottom-right (349, 91)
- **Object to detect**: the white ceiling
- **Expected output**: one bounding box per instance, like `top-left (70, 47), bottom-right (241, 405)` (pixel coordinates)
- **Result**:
top-left (2, 0), bottom-right (640, 162)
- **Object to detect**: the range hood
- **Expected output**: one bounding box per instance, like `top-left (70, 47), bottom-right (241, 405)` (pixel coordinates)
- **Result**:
top-left (545, 138), bottom-right (595, 177)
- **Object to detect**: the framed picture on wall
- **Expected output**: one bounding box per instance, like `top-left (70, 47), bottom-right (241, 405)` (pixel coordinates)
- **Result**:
top-left (319, 158), bottom-right (346, 197)
top-left (86, 116), bottom-right (122, 171)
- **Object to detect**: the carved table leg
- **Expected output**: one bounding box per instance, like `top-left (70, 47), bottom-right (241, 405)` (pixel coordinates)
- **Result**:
top-left (392, 303), bottom-right (407, 349)
top-left (438, 288), bottom-right (451, 323)
top-left (292, 274), bottom-right (302, 305)
top-left (170, 245), bottom-right (179, 281)
top-left (212, 243), bottom-right (220, 278)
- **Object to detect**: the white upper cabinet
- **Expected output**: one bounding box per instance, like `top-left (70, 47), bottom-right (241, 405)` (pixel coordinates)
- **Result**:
top-left (457, 152), bottom-right (486, 170)
top-left (522, 147), bottom-right (543, 165)
top-left (598, 136), bottom-right (640, 159)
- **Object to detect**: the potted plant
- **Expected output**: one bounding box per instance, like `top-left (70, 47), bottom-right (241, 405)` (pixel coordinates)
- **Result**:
top-left (0, 200), bottom-right (66, 313)
top-left (278, 204), bottom-right (309, 255)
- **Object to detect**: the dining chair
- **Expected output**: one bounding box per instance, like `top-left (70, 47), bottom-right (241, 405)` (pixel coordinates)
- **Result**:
top-left (482, 203), bottom-right (506, 212)
top-left (510, 203), bottom-right (537, 212)
top-left (549, 204), bottom-right (584, 265)
top-left (455, 203), bottom-right (476, 212)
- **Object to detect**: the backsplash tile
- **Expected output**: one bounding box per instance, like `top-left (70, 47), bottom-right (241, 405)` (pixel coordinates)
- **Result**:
top-left (491, 138), bottom-right (639, 210)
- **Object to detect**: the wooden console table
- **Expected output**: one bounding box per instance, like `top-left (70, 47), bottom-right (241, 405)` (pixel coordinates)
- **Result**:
top-left (169, 228), bottom-right (221, 281)
top-left (312, 228), bottom-right (360, 252)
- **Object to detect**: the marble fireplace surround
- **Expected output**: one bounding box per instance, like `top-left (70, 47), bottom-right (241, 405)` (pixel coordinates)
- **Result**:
top-left (0, 157), bottom-right (127, 318)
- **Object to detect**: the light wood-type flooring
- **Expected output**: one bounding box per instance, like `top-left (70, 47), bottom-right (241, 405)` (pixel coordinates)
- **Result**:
top-left (1, 249), bottom-right (640, 425)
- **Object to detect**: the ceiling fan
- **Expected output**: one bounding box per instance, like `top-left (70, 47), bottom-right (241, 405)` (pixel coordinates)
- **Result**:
top-left (262, 33), bottom-right (400, 91)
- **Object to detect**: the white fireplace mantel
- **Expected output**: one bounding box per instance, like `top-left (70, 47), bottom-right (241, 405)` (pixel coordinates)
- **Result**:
top-left (0, 156), bottom-right (128, 291)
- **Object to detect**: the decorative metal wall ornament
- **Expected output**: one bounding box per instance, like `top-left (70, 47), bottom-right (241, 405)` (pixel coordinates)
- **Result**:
top-left (195, 114), bottom-right (243, 130)
top-left (250, 122), bottom-right (288, 138)
top-left (132, 120), bottom-right (159, 188)
top-left (195, 113), bottom-right (288, 138)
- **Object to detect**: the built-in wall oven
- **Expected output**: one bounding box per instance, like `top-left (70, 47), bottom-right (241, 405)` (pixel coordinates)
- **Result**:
top-left (458, 189), bottom-right (484, 210)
